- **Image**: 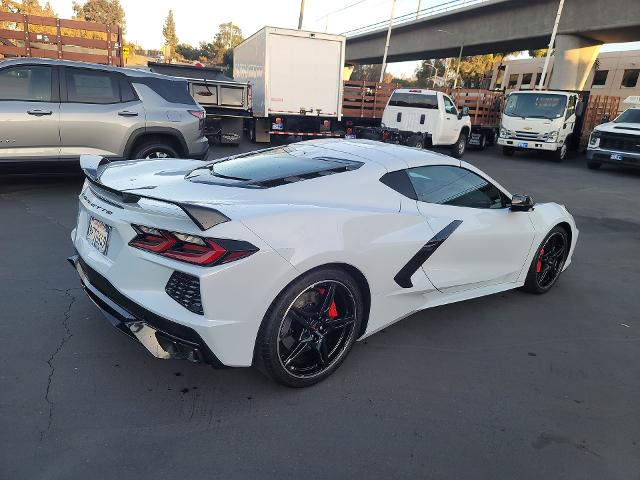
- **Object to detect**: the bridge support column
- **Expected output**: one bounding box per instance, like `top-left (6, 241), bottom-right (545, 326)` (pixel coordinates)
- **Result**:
top-left (548, 35), bottom-right (602, 91)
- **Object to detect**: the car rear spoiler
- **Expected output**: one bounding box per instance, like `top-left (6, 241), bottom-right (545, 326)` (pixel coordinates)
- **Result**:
top-left (79, 155), bottom-right (230, 231)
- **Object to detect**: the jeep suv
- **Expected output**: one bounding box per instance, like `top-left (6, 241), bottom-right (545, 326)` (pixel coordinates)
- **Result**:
top-left (0, 58), bottom-right (209, 164)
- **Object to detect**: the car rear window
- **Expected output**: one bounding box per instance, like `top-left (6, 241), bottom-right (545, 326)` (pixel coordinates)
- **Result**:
top-left (388, 92), bottom-right (438, 109)
top-left (186, 146), bottom-right (363, 188)
top-left (132, 76), bottom-right (197, 105)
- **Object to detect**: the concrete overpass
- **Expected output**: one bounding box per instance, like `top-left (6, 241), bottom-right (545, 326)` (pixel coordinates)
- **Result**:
top-left (345, 0), bottom-right (640, 90)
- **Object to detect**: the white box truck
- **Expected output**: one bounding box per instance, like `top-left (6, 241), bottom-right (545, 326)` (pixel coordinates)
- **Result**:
top-left (233, 27), bottom-right (345, 142)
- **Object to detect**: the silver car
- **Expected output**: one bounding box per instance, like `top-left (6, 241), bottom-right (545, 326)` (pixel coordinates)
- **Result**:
top-left (0, 58), bottom-right (209, 164)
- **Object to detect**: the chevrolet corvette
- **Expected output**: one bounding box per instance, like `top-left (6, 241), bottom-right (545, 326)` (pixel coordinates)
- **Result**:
top-left (69, 139), bottom-right (578, 387)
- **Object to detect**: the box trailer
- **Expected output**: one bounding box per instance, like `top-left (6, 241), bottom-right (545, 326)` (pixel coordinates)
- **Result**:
top-left (234, 27), bottom-right (345, 142)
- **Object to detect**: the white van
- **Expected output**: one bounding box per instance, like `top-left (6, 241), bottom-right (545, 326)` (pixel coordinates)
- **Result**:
top-left (497, 90), bottom-right (583, 161)
top-left (380, 89), bottom-right (472, 158)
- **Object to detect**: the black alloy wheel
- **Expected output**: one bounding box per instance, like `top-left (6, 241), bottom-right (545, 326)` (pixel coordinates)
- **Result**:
top-left (523, 226), bottom-right (569, 294)
top-left (257, 269), bottom-right (363, 387)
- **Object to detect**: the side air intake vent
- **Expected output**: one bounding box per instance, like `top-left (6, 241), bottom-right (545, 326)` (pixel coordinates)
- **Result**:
top-left (165, 271), bottom-right (203, 315)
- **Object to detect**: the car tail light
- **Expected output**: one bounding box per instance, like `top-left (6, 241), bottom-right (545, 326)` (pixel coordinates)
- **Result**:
top-left (346, 127), bottom-right (353, 135)
top-left (129, 225), bottom-right (258, 266)
top-left (188, 110), bottom-right (205, 119)
top-left (382, 130), bottom-right (390, 142)
top-left (275, 117), bottom-right (283, 125)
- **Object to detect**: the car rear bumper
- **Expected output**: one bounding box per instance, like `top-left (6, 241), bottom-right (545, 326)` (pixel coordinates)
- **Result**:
top-left (68, 253), bottom-right (227, 367)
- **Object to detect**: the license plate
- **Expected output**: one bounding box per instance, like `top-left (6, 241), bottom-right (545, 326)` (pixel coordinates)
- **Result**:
top-left (610, 153), bottom-right (623, 161)
top-left (518, 142), bottom-right (529, 148)
top-left (271, 123), bottom-right (284, 131)
top-left (86, 216), bottom-right (111, 255)
top-left (345, 134), bottom-right (356, 139)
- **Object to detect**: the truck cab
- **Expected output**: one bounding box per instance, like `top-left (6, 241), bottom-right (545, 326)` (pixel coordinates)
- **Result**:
top-left (380, 89), bottom-right (471, 158)
top-left (498, 90), bottom-right (582, 161)
top-left (587, 103), bottom-right (640, 170)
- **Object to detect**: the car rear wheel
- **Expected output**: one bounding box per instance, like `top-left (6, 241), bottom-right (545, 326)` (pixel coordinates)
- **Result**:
top-left (407, 134), bottom-right (424, 149)
top-left (132, 141), bottom-right (179, 159)
top-left (256, 268), bottom-right (364, 387)
top-left (522, 226), bottom-right (569, 294)
top-left (502, 146), bottom-right (515, 157)
top-left (450, 131), bottom-right (467, 158)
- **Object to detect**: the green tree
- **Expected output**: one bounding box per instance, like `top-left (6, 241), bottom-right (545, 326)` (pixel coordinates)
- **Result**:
top-left (212, 22), bottom-right (243, 63)
top-left (72, 0), bottom-right (126, 31)
top-left (529, 49), bottom-right (548, 58)
top-left (415, 59), bottom-right (447, 87)
top-left (350, 64), bottom-right (382, 82)
top-left (176, 43), bottom-right (200, 62)
top-left (162, 9), bottom-right (178, 60)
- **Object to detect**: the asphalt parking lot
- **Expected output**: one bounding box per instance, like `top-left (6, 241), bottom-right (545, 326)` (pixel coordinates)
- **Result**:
top-left (1, 142), bottom-right (639, 479)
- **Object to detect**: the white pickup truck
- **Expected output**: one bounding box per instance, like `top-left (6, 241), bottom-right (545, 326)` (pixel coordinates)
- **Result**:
top-left (376, 89), bottom-right (472, 158)
top-left (587, 104), bottom-right (640, 171)
top-left (498, 90), bottom-right (583, 161)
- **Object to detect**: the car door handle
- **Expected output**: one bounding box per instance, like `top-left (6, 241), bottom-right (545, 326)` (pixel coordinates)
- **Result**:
top-left (27, 109), bottom-right (53, 116)
top-left (118, 111), bottom-right (138, 117)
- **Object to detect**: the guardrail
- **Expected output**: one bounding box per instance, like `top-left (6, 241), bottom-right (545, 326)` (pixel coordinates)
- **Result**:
top-left (0, 12), bottom-right (123, 66)
top-left (342, 0), bottom-right (490, 37)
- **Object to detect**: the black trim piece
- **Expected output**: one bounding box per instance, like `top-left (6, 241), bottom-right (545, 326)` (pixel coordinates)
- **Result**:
top-left (178, 203), bottom-right (230, 230)
top-left (68, 254), bottom-right (227, 368)
top-left (394, 220), bottom-right (462, 288)
top-left (380, 170), bottom-right (417, 200)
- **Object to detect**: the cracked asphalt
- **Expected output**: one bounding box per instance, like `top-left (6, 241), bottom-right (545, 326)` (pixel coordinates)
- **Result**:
top-left (1, 144), bottom-right (639, 479)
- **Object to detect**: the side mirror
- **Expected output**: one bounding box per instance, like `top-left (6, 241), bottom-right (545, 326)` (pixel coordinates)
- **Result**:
top-left (462, 106), bottom-right (469, 116)
top-left (458, 112), bottom-right (463, 120)
top-left (575, 100), bottom-right (584, 117)
top-left (510, 194), bottom-right (535, 212)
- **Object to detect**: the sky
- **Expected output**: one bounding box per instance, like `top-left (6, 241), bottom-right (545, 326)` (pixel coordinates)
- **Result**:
top-left (45, 0), bottom-right (640, 78)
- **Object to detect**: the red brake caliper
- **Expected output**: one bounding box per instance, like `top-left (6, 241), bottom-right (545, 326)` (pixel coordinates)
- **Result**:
top-left (318, 287), bottom-right (339, 319)
top-left (536, 248), bottom-right (544, 273)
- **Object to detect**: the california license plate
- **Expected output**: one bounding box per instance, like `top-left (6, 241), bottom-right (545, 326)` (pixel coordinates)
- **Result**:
top-left (517, 142), bottom-right (529, 148)
top-left (86, 216), bottom-right (111, 255)
top-left (610, 153), bottom-right (623, 161)
top-left (271, 123), bottom-right (284, 131)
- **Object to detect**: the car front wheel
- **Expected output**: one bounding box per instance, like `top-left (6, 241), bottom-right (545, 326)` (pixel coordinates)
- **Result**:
top-left (256, 268), bottom-right (364, 387)
top-left (450, 131), bottom-right (467, 158)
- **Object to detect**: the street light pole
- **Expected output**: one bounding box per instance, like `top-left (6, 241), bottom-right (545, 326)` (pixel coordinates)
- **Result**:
top-left (379, 0), bottom-right (397, 83)
top-left (298, 0), bottom-right (306, 30)
top-left (453, 43), bottom-right (464, 88)
top-left (538, 0), bottom-right (565, 89)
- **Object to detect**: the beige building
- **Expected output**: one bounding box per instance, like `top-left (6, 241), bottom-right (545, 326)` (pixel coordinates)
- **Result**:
top-left (489, 50), bottom-right (640, 109)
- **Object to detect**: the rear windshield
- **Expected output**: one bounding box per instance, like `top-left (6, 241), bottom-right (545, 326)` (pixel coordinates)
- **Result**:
top-left (132, 76), bottom-right (196, 105)
top-left (388, 92), bottom-right (438, 109)
top-left (186, 146), bottom-right (363, 188)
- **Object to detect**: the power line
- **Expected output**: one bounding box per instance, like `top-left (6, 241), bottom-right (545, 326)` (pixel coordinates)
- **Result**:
top-left (311, 0), bottom-right (375, 23)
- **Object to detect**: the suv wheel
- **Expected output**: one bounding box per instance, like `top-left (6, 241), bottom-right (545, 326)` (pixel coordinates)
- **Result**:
top-left (132, 141), bottom-right (179, 159)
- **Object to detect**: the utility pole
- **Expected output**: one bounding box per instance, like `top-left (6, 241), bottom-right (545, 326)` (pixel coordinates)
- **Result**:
top-left (431, 61), bottom-right (438, 88)
top-left (379, 0), bottom-right (397, 83)
top-left (298, 0), bottom-right (306, 30)
top-left (538, 0), bottom-right (564, 90)
top-left (453, 43), bottom-right (464, 88)
top-left (415, 0), bottom-right (422, 20)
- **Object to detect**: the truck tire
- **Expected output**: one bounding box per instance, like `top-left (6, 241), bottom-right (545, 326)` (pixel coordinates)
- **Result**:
top-left (486, 130), bottom-right (497, 146)
top-left (552, 141), bottom-right (568, 162)
top-left (406, 134), bottom-right (424, 149)
top-left (450, 132), bottom-right (467, 159)
top-left (249, 119), bottom-right (257, 143)
top-left (502, 146), bottom-right (515, 157)
top-left (477, 133), bottom-right (487, 151)
top-left (587, 161), bottom-right (602, 170)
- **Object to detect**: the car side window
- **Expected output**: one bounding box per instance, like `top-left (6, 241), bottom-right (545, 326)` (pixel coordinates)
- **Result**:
top-left (0, 65), bottom-right (52, 102)
top-left (443, 96), bottom-right (457, 115)
top-left (407, 165), bottom-right (505, 209)
top-left (66, 68), bottom-right (120, 104)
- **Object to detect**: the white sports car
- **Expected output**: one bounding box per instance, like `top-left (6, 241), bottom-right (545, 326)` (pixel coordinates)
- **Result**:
top-left (70, 140), bottom-right (578, 387)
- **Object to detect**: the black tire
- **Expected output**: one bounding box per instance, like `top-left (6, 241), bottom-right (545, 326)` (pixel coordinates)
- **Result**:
top-left (521, 226), bottom-right (569, 294)
top-left (131, 140), bottom-right (179, 159)
top-left (477, 133), bottom-right (487, 150)
top-left (406, 134), bottom-right (424, 149)
top-left (486, 130), bottom-right (497, 146)
top-left (552, 140), bottom-right (568, 162)
top-left (587, 161), bottom-right (602, 170)
top-left (450, 131), bottom-right (467, 159)
top-left (249, 120), bottom-right (257, 143)
top-left (256, 267), bottom-right (364, 388)
top-left (502, 146), bottom-right (515, 157)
